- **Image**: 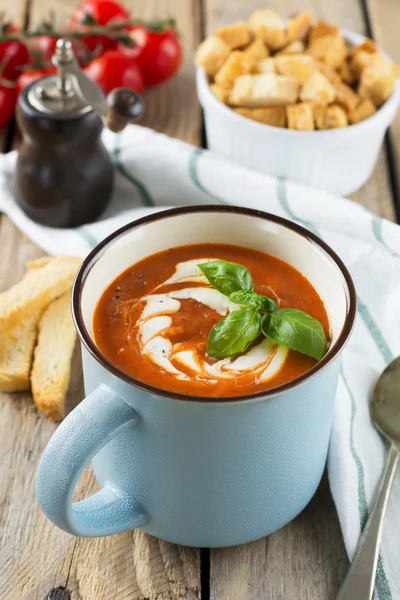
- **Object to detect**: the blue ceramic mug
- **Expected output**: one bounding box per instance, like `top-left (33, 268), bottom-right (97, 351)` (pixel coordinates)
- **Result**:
top-left (36, 206), bottom-right (356, 547)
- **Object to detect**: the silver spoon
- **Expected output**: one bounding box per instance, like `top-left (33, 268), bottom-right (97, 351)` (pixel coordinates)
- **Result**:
top-left (337, 356), bottom-right (400, 600)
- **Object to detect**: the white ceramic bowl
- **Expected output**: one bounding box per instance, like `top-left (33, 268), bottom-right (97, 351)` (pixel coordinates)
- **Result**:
top-left (197, 29), bottom-right (400, 196)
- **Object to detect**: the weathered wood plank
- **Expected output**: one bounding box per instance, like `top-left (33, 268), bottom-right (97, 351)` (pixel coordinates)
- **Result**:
top-left (204, 0), bottom-right (395, 220)
top-left (364, 0), bottom-right (400, 222)
top-left (0, 0), bottom-right (202, 598)
top-left (202, 0), bottom-right (395, 598)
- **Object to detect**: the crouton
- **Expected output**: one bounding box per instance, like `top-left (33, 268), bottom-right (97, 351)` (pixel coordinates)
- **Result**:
top-left (314, 104), bottom-right (348, 129)
top-left (243, 37), bottom-right (269, 61)
top-left (317, 63), bottom-right (342, 85)
top-left (235, 107), bottom-right (286, 127)
top-left (287, 11), bottom-right (312, 43)
top-left (214, 51), bottom-right (255, 89)
top-left (248, 9), bottom-right (287, 50)
top-left (338, 60), bottom-right (356, 85)
top-left (334, 81), bottom-right (359, 112)
top-left (216, 21), bottom-right (251, 49)
top-left (275, 54), bottom-right (316, 84)
top-left (255, 58), bottom-right (276, 75)
top-left (358, 53), bottom-right (399, 106)
top-left (307, 34), bottom-right (348, 69)
top-left (229, 73), bottom-right (299, 107)
top-left (348, 98), bottom-right (377, 124)
top-left (349, 40), bottom-right (379, 77)
top-left (210, 84), bottom-right (230, 104)
top-left (195, 36), bottom-right (231, 76)
top-left (300, 70), bottom-right (336, 105)
top-left (309, 20), bottom-right (339, 42)
top-left (287, 103), bottom-right (315, 130)
top-left (276, 40), bottom-right (305, 56)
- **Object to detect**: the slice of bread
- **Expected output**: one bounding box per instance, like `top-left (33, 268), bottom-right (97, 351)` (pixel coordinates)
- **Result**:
top-left (26, 256), bottom-right (54, 270)
top-left (0, 256), bottom-right (81, 334)
top-left (0, 316), bottom-right (38, 392)
top-left (31, 292), bottom-right (77, 421)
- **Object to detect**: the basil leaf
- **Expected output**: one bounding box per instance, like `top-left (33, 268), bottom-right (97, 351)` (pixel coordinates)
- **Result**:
top-left (230, 291), bottom-right (278, 313)
top-left (207, 307), bottom-right (261, 359)
top-left (258, 295), bottom-right (278, 312)
top-left (229, 290), bottom-right (261, 307)
top-left (262, 308), bottom-right (327, 361)
top-left (199, 260), bottom-right (254, 297)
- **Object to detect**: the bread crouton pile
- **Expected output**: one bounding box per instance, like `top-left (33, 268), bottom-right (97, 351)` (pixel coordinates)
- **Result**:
top-left (195, 10), bottom-right (399, 130)
top-left (0, 256), bottom-right (82, 421)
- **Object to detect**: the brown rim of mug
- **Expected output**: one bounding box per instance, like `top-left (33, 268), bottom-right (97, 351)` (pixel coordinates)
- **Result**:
top-left (72, 205), bottom-right (357, 403)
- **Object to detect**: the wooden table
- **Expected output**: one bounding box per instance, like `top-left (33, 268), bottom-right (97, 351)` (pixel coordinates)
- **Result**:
top-left (1, 0), bottom-right (399, 598)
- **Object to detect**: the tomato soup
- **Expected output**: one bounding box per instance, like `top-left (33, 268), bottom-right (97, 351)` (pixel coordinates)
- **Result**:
top-left (93, 244), bottom-right (329, 397)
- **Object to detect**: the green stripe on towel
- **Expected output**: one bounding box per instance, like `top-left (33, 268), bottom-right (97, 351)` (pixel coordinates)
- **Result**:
top-left (277, 177), bottom-right (392, 599)
top-left (76, 226), bottom-right (98, 249)
top-left (113, 135), bottom-right (155, 207)
top-left (372, 217), bottom-right (400, 259)
top-left (341, 367), bottom-right (392, 600)
top-left (188, 148), bottom-right (227, 204)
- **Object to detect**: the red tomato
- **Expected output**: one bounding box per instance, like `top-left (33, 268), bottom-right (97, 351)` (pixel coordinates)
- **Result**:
top-left (31, 36), bottom-right (58, 62)
top-left (17, 67), bottom-right (57, 95)
top-left (70, 0), bottom-right (131, 57)
top-left (126, 26), bottom-right (182, 86)
top-left (0, 21), bottom-right (31, 80)
top-left (72, 0), bottom-right (130, 26)
top-left (84, 50), bottom-right (144, 95)
top-left (0, 83), bottom-right (17, 127)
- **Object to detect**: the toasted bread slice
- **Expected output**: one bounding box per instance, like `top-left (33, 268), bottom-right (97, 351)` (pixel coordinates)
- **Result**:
top-left (275, 54), bottom-right (316, 84)
top-left (230, 73), bottom-right (299, 107)
top-left (287, 103), bottom-right (315, 130)
top-left (216, 21), bottom-right (251, 49)
top-left (26, 256), bottom-right (54, 270)
top-left (235, 107), bottom-right (286, 127)
top-left (0, 316), bottom-right (38, 392)
top-left (195, 36), bottom-right (230, 76)
top-left (0, 256), bottom-right (81, 334)
top-left (31, 292), bottom-right (76, 421)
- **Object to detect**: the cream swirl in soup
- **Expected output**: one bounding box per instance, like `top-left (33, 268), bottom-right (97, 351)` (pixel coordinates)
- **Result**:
top-left (93, 243), bottom-right (329, 398)
top-left (136, 259), bottom-right (288, 384)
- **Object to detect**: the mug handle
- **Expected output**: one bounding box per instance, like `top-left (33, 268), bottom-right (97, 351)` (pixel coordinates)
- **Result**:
top-left (36, 383), bottom-right (148, 537)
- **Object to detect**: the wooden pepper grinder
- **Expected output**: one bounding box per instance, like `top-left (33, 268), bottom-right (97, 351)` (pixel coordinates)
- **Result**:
top-left (16, 38), bottom-right (144, 228)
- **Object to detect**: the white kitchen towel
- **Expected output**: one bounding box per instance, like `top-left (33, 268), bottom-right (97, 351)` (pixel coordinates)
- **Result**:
top-left (1, 124), bottom-right (400, 599)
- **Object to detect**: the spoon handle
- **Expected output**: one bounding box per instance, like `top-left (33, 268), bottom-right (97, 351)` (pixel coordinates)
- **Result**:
top-left (337, 443), bottom-right (399, 600)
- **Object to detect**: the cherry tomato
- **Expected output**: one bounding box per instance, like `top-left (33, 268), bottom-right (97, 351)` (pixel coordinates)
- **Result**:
top-left (71, 0), bottom-right (130, 26)
top-left (0, 20), bottom-right (31, 80)
top-left (126, 25), bottom-right (182, 86)
top-left (70, 0), bottom-right (131, 57)
top-left (0, 83), bottom-right (17, 127)
top-left (84, 50), bottom-right (144, 95)
top-left (17, 67), bottom-right (57, 95)
top-left (31, 36), bottom-right (58, 62)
